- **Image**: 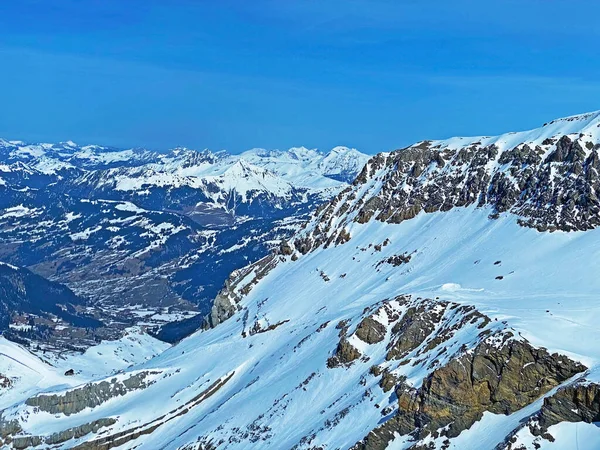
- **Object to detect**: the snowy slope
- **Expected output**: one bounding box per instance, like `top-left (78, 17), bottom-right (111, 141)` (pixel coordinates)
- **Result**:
top-left (2, 111), bottom-right (600, 449)
top-left (430, 110), bottom-right (600, 151)
top-left (2, 206), bottom-right (598, 449)
top-left (0, 329), bottom-right (169, 411)
top-left (0, 113), bottom-right (600, 450)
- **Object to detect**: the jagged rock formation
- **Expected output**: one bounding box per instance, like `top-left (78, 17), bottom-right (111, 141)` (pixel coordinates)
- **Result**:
top-left (2, 111), bottom-right (600, 449)
top-left (355, 316), bottom-right (387, 344)
top-left (356, 337), bottom-right (584, 450)
top-left (292, 111), bottom-right (600, 256)
top-left (204, 254), bottom-right (282, 328)
top-left (536, 382), bottom-right (600, 430)
top-left (502, 381), bottom-right (600, 449)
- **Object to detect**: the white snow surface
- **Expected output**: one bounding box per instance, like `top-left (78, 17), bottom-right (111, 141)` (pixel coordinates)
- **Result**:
top-left (509, 421), bottom-right (600, 449)
top-left (6, 205), bottom-right (600, 448)
top-left (4, 111), bottom-right (600, 448)
top-left (0, 329), bottom-right (169, 411)
top-left (104, 146), bottom-right (367, 201)
top-left (240, 145), bottom-right (368, 189)
top-left (425, 110), bottom-right (600, 154)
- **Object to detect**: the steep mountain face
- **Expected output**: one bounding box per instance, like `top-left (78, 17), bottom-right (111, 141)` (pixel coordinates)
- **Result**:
top-left (3, 111), bottom-right (600, 450)
top-left (0, 262), bottom-right (104, 351)
top-left (296, 110), bottom-right (600, 254)
top-left (0, 140), bottom-right (368, 347)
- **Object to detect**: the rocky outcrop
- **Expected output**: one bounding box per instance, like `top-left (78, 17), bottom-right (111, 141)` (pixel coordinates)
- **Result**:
top-left (0, 416), bottom-right (22, 447)
top-left (0, 374), bottom-right (12, 389)
top-left (501, 381), bottom-right (600, 449)
top-left (355, 336), bottom-right (586, 450)
top-left (355, 316), bottom-right (387, 344)
top-left (327, 339), bottom-right (362, 368)
top-left (536, 382), bottom-right (600, 431)
top-left (294, 121), bottom-right (600, 255)
top-left (0, 416), bottom-right (116, 449)
top-left (69, 372), bottom-right (235, 450)
top-left (278, 240), bottom-right (294, 256)
top-left (43, 418), bottom-right (117, 446)
top-left (246, 319), bottom-right (290, 337)
top-left (385, 303), bottom-right (445, 361)
top-left (375, 252), bottom-right (411, 268)
top-left (204, 254), bottom-right (281, 329)
top-left (2, 372), bottom-right (235, 450)
top-left (25, 371), bottom-right (157, 415)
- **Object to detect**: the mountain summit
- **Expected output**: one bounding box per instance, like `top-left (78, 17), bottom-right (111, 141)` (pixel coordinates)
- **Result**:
top-left (2, 112), bottom-right (600, 449)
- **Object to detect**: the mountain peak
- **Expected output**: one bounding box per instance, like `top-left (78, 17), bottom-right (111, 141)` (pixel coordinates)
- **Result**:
top-left (293, 109), bottom-right (600, 256)
top-left (543, 109), bottom-right (600, 127)
top-left (422, 109), bottom-right (600, 154)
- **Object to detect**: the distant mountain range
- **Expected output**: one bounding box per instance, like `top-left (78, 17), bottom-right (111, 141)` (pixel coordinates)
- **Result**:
top-left (0, 140), bottom-right (368, 347)
top-left (1, 110), bottom-right (597, 449)
top-left (5, 112), bottom-right (600, 449)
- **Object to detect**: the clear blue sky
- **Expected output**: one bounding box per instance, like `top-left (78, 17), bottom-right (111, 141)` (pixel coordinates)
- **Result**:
top-left (0, 1), bottom-right (599, 154)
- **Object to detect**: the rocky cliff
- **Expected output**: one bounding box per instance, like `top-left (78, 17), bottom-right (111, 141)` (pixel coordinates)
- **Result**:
top-left (2, 111), bottom-right (600, 449)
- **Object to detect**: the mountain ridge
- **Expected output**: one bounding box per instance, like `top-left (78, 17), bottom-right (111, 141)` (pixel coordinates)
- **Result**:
top-left (3, 111), bottom-right (600, 449)
top-left (0, 139), bottom-right (369, 349)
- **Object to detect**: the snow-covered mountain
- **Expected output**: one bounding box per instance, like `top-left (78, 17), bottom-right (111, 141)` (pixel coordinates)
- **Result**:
top-left (0, 139), bottom-right (368, 191)
top-left (239, 146), bottom-right (367, 188)
top-left (0, 141), bottom-right (368, 348)
top-left (2, 111), bottom-right (600, 449)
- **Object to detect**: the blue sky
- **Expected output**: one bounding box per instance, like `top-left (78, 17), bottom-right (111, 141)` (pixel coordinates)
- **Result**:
top-left (0, 1), bottom-right (599, 153)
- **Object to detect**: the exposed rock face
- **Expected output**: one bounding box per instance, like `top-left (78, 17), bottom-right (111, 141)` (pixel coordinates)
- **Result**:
top-left (293, 119), bottom-right (600, 255)
top-left (376, 252), bottom-right (411, 268)
top-left (327, 339), bottom-right (362, 368)
top-left (417, 339), bottom-right (583, 435)
top-left (0, 374), bottom-right (12, 389)
top-left (501, 381), bottom-right (600, 449)
top-left (278, 239), bottom-right (294, 256)
top-left (204, 254), bottom-right (281, 328)
top-left (355, 316), bottom-right (387, 344)
top-left (355, 337), bottom-right (585, 450)
top-left (0, 416), bottom-right (21, 445)
top-left (25, 371), bottom-right (157, 415)
top-left (38, 418), bottom-right (117, 448)
top-left (385, 304), bottom-right (444, 361)
top-left (2, 372), bottom-right (234, 450)
top-left (379, 370), bottom-right (403, 393)
top-left (536, 382), bottom-right (600, 430)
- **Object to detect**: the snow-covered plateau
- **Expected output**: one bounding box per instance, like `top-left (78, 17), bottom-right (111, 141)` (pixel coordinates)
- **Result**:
top-left (2, 111), bottom-right (600, 449)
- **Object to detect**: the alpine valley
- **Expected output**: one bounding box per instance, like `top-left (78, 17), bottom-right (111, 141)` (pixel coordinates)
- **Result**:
top-left (0, 141), bottom-right (368, 349)
top-left (2, 111), bottom-right (600, 450)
